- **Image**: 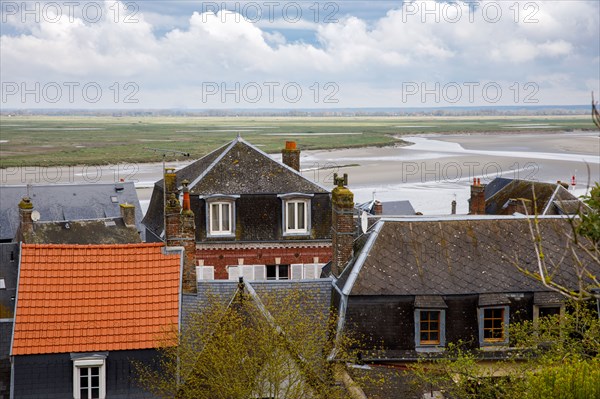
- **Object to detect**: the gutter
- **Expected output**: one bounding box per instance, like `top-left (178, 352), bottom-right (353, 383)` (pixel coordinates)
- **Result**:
top-left (163, 245), bottom-right (185, 336)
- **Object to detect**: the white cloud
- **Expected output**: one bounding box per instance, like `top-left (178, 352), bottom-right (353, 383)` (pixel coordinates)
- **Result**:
top-left (0, 0), bottom-right (598, 107)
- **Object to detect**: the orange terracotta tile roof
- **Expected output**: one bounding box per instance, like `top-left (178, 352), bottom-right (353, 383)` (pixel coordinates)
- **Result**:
top-left (12, 243), bottom-right (181, 355)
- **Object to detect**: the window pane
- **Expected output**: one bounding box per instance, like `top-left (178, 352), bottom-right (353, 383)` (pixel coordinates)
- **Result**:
top-left (279, 265), bottom-right (289, 279)
top-left (81, 368), bottom-right (88, 376)
top-left (91, 376), bottom-right (99, 387)
top-left (91, 388), bottom-right (100, 399)
top-left (81, 389), bottom-right (89, 399)
top-left (287, 202), bottom-right (295, 230)
top-left (420, 332), bottom-right (428, 341)
top-left (430, 332), bottom-right (439, 341)
top-left (297, 202), bottom-right (305, 229)
top-left (222, 203), bottom-right (230, 231)
top-left (91, 367), bottom-right (99, 376)
top-left (539, 307), bottom-right (560, 317)
top-left (266, 265), bottom-right (277, 280)
top-left (211, 204), bottom-right (219, 232)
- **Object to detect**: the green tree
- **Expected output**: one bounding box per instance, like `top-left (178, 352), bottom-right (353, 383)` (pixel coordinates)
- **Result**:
top-left (410, 301), bottom-right (600, 399)
top-left (135, 284), bottom-right (376, 399)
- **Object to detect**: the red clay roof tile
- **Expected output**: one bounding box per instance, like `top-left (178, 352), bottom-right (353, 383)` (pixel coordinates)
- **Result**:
top-left (12, 243), bottom-right (181, 355)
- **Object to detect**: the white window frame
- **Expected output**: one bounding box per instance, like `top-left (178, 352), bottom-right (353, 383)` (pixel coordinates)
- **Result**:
top-left (208, 201), bottom-right (234, 236)
top-left (283, 199), bottom-right (310, 235)
top-left (72, 355), bottom-right (106, 399)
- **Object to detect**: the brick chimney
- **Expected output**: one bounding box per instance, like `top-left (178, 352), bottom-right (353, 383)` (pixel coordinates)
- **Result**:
top-left (373, 200), bottom-right (383, 216)
top-left (17, 196), bottom-right (34, 240)
top-left (282, 141), bottom-right (300, 172)
top-left (469, 178), bottom-right (486, 215)
top-left (164, 175), bottom-right (197, 293)
top-left (180, 179), bottom-right (197, 293)
top-left (332, 173), bottom-right (355, 277)
top-left (119, 203), bottom-right (136, 227)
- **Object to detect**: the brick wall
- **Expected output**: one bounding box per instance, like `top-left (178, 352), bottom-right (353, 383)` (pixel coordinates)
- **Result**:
top-left (197, 245), bottom-right (332, 279)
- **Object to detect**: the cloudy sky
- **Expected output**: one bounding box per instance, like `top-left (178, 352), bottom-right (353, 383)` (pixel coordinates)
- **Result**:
top-left (1, 0), bottom-right (598, 108)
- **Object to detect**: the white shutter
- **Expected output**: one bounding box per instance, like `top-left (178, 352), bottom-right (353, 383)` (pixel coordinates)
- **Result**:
top-left (203, 266), bottom-right (215, 280)
top-left (303, 264), bottom-right (320, 280)
top-left (291, 264), bottom-right (303, 280)
top-left (240, 265), bottom-right (254, 281)
top-left (228, 266), bottom-right (239, 281)
top-left (253, 265), bottom-right (266, 281)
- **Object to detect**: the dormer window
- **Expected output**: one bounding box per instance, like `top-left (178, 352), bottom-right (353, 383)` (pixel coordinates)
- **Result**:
top-left (279, 194), bottom-right (313, 236)
top-left (204, 195), bottom-right (239, 237)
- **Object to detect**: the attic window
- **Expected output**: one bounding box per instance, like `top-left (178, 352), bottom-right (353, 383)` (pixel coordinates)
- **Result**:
top-left (478, 306), bottom-right (510, 346)
top-left (283, 199), bottom-right (310, 235)
top-left (208, 201), bottom-right (234, 236)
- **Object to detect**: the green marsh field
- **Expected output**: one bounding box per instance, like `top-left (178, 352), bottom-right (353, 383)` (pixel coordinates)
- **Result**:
top-left (0, 115), bottom-right (595, 167)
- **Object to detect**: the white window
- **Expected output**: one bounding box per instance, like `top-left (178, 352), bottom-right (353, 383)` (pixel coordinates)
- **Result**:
top-left (196, 266), bottom-right (215, 281)
top-left (266, 265), bottom-right (290, 280)
top-left (209, 201), bottom-right (233, 236)
top-left (284, 199), bottom-right (309, 234)
top-left (72, 355), bottom-right (106, 399)
top-left (227, 265), bottom-right (266, 281)
top-left (290, 264), bottom-right (322, 280)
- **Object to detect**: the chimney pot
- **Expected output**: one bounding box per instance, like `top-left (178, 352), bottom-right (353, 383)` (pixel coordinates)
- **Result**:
top-left (282, 141), bottom-right (301, 171)
top-left (373, 200), bottom-right (383, 215)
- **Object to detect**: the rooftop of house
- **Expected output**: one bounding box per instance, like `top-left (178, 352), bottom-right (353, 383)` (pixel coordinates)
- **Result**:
top-left (484, 178), bottom-right (580, 215)
top-left (183, 279), bottom-right (332, 328)
top-left (0, 182), bottom-right (144, 241)
top-left (0, 243), bottom-right (19, 319)
top-left (357, 199), bottom-right (416, 216)
top-left (143, 137), bottom-right (328, 238)
top-left (336, 215), bottom-right (598, 296)
top-left (11, 243), bottom-right (182, 356)
top-left (21, 218), bottom-right (141, 244)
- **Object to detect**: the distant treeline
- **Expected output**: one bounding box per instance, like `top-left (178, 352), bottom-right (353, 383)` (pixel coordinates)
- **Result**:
top-left (0, 106), bottom-right (590, 118)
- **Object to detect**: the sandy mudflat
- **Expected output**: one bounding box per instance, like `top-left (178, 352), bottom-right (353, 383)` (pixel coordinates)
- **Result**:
top-left (1, 132), bottom-right (599, 215)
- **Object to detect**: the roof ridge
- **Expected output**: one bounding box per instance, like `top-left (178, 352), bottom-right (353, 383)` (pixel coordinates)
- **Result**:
top-left (235, 137), bottom-right (329, 192)
top-left (187, 138), bottom-right (240, 189)
top-left (21, 242), bottom-right (165, 249)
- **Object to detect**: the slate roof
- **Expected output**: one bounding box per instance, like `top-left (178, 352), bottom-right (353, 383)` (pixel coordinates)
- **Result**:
top-left (0, 182), bottom-right (144, 241)
top-left (143, 137), bottom-right (328, 238)
top-left (184, 280), bottom-right (332, 326)
top-left (0, 243), bottom-right (19, 318)
top-left (11, 243), bottom-right (182, 355)
top-left (338, 216), bottom-right (598, 296)
top-left (484, 179), bottom-right (579, 215)
top-left (357, 200), bottom-right (416, 216)
top-left (21, 218), bottom-right (141, 244)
